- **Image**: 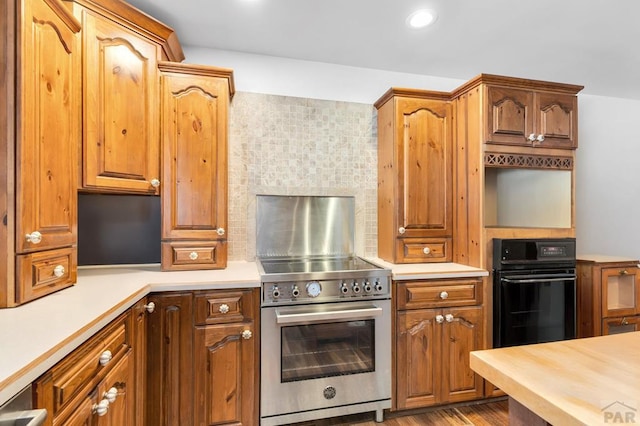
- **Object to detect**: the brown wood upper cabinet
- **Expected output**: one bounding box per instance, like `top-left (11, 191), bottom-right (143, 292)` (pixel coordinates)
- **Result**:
top-left (486, 84), bottom-right (579, 149)
top-left (1, 0), bottom-right (81, 307)
top-left (64, 0), bottom-right (184, 194)
top-left (376, 89), bottom-right (453, 263)
top-left (159, 62), bottom-right (234, 271)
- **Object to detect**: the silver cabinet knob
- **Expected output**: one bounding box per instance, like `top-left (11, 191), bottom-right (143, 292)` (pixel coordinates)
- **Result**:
top-left (528, 133), bottom-right (536, 142)
top-left (445, 314), bottom-right (454, 323)
top-left (398, 227), bottom-right (406, 234)
top-left (25, 231), bottom-right (42, 244)
top-left (536, 134), bottom-right (545, 142)
top-left (241, 330), bottom-right (252, 340)
top-left (53, 265), bottom-right (65, 278)
top-left (144, 302), bottom-right (155, 313)
top-left (98, 350), bottom-right (112, 366)
top-left (189, 251), bottom-right (199, 260)
top-left (423, 247), bottom-right (431, 255)
top-left (440, 291), bottom-right (449, 300)
top-left (92, 399), bottom-right (109, 416)
top-left (435, 315), bottom-right (444, 324)
top-left (219, 304), bottom-right (230, 314)
top-left (150, 178), bottom-right (160, 188)
top-left (216, 227), bottom-right (225, 236)
top-left (103, 387), bottom-right (118, 403)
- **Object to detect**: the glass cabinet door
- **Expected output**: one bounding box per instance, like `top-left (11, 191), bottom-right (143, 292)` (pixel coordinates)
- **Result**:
top-left (601, 266), bottom-right (640, 318)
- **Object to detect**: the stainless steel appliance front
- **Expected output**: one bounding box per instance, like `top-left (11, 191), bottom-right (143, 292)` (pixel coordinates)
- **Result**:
top-left (260, 299), bottom-right (391, 425)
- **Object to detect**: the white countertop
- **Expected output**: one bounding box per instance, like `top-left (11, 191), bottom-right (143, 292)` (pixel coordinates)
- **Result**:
top-left (367, 258), bottom-right (488, 280)
top-left (0, 258), bottom-right (487, 406)
top-left (0, 261), bottom-right (260, 406)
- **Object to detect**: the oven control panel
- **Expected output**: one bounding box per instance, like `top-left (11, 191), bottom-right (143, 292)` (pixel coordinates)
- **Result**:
top-left (261, 276), bottom-right (390, 305)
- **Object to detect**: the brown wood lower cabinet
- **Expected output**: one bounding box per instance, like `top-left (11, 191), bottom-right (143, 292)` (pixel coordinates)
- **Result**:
top-left (394, 279), bottom-right (484, 410)
top-left (33, 308), bottom-right (140, 426)
top-left (146, 288), bottom-right (259, 426)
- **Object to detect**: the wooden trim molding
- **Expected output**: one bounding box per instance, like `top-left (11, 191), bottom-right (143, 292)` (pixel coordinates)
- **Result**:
top-left (484, 152), bottom-right (573, 170)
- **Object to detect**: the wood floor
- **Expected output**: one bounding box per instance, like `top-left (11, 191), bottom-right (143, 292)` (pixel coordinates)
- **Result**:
top-left (292, 399), bottom-right (509, 426)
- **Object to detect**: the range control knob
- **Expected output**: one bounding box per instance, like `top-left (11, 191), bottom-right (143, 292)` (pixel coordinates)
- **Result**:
top-left (340, 282), bottom-right (349, 294)
top-left (363, 281), bottom-right (372, 292)
top-left (291, 285), bottom-right (300, 298)
top-left (374, 281), bottom-right (384, 292)
top-left (272, 286), bottom-right (280, 299)
top-left (352, 282), bottom-right (361, 294)
top-left (306, 281), bottom-right (322, 298)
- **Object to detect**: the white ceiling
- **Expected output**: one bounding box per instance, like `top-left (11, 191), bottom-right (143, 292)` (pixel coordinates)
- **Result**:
top-left (125, 0), bottom-right (640, 100)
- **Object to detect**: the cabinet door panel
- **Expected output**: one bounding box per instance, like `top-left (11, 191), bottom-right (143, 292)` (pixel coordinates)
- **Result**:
top-left (16, 0), bottom-right (79, 254)
top-left (601, 266), bottom-right (640, 318)
top-left (441, 306), bottom-right (484, 403)
top-left (194, 322), bottom-right (256, 426)
top-left (146, 293), bottom-right (194, 426)
top-left (61, 392), bottom-right (95, 426)
top-left (396, 98), bottom-right (452, 239)
top-left (95, 351), bottom-right (134, 426)
top-left (82, 11), bottom-right (159, 193)
top-left (535, 92), bottom-right (577, 149)
top-left (161, 73), bottom-right (228, 240)
top-left (396, 309), bottom-right (440, 409)
top-left (486, 87), bottom-right (533, 146)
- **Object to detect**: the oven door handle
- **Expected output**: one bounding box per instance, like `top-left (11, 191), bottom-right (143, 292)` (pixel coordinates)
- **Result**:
top-left (501, 276), bottom-right (576, 284)
top-left (275, 305), bottom-right (383, 325)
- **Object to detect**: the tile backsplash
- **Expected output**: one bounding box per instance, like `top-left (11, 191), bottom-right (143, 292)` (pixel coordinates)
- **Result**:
top-left (227, 92), bottom-right (378, 260)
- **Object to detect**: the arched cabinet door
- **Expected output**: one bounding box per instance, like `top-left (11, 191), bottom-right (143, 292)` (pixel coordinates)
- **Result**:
top-left (158, 62), bottom-right (234, 271)
top-left (13, 0), bottom-right (81, 306)
top-left (80, 9), bottom-right (161, 193)
top-left (486, 85), bottom-right (578, 149)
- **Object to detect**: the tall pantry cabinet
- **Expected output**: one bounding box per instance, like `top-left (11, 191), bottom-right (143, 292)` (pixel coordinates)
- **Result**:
top-left (0, 0), bottom-right (81, 307)
top-left (376, 89), bottom-right (453, 264)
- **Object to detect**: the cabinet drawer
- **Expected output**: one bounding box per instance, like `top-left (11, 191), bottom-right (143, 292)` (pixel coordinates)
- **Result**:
top-left (396, 238), bottom-right (451, 263)
top-left (35, 311), bottom-right (131, 416)
top-left (161, 241), bottom-right (227, 271)
top-left (194, 289), bottom-right (255, 325)
top-left (396, 278), bottom-right (483, 310)
top-left (15, 246), bottom-right (77, 304)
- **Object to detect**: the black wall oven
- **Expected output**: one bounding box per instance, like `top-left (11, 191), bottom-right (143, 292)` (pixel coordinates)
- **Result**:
top-left (493, 238), bottom-right (577, 348)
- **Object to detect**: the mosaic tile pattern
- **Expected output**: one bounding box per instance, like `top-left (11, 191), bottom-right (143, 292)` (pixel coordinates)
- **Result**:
top-left (228, 92), bottom-right (378, 260)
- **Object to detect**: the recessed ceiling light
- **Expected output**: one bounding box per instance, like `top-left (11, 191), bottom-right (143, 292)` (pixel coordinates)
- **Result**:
top-left (406, 9), bottom-right (438, 29)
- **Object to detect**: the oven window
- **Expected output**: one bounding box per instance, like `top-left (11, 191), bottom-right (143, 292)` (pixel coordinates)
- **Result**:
top-left (281, 320), bottom-right (375, 382)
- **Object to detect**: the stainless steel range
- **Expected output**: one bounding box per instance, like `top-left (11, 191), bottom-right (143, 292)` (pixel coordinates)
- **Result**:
top-left (256, 195), bottom-right (391, 426)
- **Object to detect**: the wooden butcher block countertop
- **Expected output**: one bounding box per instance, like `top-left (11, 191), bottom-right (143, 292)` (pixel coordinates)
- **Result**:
top-left (470, 332), bottom-right (640, 426)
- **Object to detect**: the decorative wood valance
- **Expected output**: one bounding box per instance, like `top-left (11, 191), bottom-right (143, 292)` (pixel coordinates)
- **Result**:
top-left (484, 152), bottom-right (573, 170)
